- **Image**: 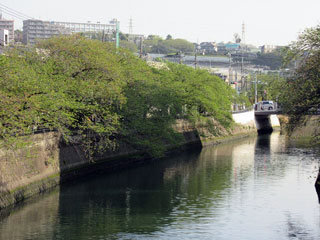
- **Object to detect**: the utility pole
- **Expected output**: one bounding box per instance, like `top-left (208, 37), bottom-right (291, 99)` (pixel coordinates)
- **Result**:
top-left (139, 37), bottom-right (143, 58)
top-left (129, 17), bottom-right (133, 35)
top-left (255, 73), bottom-right (258, 103)
top-left (115, 19), bottom-right (120, 48)
top-left (241, 47), bottom-right (244, 82)
top-left (195, 49), bottom-right (198, 69)
top-left (129, 17), bottom-right (133, 42)
top-left (179, 51), bottom-right (183, 64)
top-left (228, 52), bottom-right (232, 84)
top-left (240, 54), bottom-right (244, 91)
top-left (240, 22), bottom-right (246, 93)
top-left (241, 22), bottom-right (246, 93)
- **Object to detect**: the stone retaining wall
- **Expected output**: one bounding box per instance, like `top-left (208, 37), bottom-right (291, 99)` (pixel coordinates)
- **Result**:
top-left (0, 120), bottom-right (254, 209)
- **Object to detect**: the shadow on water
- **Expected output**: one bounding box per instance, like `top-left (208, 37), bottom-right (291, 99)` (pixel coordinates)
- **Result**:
top-left (52, 138), bottom-right (257, 239)
top-left (254, 133), bottom-right (272, 175)
top-left (255, 133), bottom-right (271, 153)
top-left (0, 139), bottom-right (238, 239)
top-left (58, 147), bottom-right (208, 239)
top-left (54, 147), bottom-right (226, 239)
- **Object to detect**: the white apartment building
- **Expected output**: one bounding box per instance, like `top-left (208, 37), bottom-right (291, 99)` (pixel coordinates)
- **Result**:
top-left (23, 19), bottom-right (118, 45)
top-left (0, 29), bottom-right (9, 46)
top-left (0, 15), bottom-right (14, 44)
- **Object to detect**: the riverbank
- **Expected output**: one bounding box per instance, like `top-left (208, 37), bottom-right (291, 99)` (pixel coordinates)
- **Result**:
top-left (278, 115), bottom-right (320, 145)
top-left (1, 132), bottom-right (320, 240)
top-left (0, 120), bottom-right (256, 210)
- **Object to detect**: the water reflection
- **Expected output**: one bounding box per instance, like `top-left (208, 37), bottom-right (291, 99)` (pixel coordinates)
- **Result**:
top-left (0, 133), bottom-right (320, 240)
top-left (0, 190), bottom-right (60, 240)
top-left (315, 169), bottom-right (320, 203)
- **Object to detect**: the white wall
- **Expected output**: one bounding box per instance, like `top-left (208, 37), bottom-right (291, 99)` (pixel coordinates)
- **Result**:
top-left (232, 110), bottom-right (256, 127)
top-left (0, 29), bottom-right (9, 46)
top-left (232, 110), bottom-right (280, 128)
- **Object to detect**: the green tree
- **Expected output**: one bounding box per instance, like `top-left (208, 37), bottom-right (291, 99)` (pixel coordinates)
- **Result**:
top-left (251, 48), bottom-right (284, 70)
top-left (279, 25), bottom-right (320, 135)
top-left (0, 35), bottom-right (236, 158)
top-left (0, 36), bottom-right (126, 155)
top-left (246, 73), bottom-right (285, 103)
top-left (144, 37), bottom-right (194, 54)
top-left (120, 40), bottom-right (138, 52)
top-left (159, 63), bottom-right (234, 127)
top-left (14, 29), bottom-right (23, 43)
top-left (115, 52), bottom-right (184, 157)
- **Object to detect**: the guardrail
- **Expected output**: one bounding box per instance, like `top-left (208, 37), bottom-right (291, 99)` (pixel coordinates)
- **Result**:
top-left (232, 107), bottom-right (253, 114)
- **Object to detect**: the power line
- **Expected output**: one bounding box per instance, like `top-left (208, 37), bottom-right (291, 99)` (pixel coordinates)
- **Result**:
top-left (0, 8), bottom-right (25, 20)
top-left (0, 3), bottom-right (33, 19)
top-left (0, 3), bottom-right (33, 20)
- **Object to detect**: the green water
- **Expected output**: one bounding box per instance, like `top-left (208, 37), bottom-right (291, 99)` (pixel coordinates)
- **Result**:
top-left (0, 132), bottom-right (319, 240)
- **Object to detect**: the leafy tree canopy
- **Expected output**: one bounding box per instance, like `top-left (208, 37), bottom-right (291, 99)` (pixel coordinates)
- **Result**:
top-left (250, 49), bottom-right (284, 70)
top-left (278, 25), bottom-right (320, 135)
top-left (166, 34), bottom-right (173, 40)
top-left (143, 36), bottom-right (194, 54)
top-left (0, 35), bottom-right (235, 157)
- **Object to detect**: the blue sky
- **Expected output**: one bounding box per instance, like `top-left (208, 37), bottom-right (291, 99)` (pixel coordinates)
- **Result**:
top-left (1, 0), bottom-right (320, 46)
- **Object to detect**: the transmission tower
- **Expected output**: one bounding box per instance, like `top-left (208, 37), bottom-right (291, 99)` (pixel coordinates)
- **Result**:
top-left (129, 17), bottom-right (133, 35)
top-left (242, 21), bottom-right (245, 45)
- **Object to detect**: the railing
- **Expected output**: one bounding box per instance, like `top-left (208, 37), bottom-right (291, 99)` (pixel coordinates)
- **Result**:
top-left (254, 102), bottom-right (281, 113)
top-left (232, 106), bottom-right (253, 114)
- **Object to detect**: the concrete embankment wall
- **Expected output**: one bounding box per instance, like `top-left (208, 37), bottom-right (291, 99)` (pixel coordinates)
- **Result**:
top-left (232, 110), bottom-right (280, 132)
top-left (0, 119), bottom-right (254, 209)
top-left (0, 121), bottom-right (201, 209)
top-left (278, 115), bottom-right (320, 141)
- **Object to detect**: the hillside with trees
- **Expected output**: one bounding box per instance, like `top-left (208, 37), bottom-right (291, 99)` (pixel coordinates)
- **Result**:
top-left (143, 35), bottom-right (195, 54)
top-left (250, 48), bottom-right (284, 70)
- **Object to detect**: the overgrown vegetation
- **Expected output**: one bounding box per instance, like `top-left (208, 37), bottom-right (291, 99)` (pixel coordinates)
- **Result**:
top-left (250, 48), bottom-right (284, 70)
top-left (0, 35), bottom-right (236, 158)
top-left (143, 35), bottom-right (195, 54)
top-left (277, 25), bottom-right (320, 139)
top-left (246, 72), bottom-right (286, 104)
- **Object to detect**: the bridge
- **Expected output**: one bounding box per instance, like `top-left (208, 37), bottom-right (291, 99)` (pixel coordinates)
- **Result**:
top-left (232, 102), bottom-right (281, 134)
top-left (254, 102), bottom-right (281, 133)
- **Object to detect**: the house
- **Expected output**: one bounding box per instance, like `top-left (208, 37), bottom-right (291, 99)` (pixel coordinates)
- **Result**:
top-left (200, 42), bottom-right (216, 54)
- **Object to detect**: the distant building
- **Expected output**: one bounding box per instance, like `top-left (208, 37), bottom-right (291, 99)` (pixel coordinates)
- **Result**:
top-left (225, 43), bottom-right (241, 53)
top-left (200, 42), bottom-right (216, 54)
top-left (23, 19), bottom-right (118, 45)
top-left (0, 29), bottom-right (9, 46)
top-left (217, 42), bottom-right (227, 54)
top-left (0, 15), bottom-right (14, 44)
top-left (245, 44), bottom-right (261, 53)
top-left (261, 45), bottom-right (278, 53)
top-left (23, 19), bottom-right (64, 45)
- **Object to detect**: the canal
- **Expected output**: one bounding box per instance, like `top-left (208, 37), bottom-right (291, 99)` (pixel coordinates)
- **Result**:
top-left (0, 132), bottom-right (320, 240)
